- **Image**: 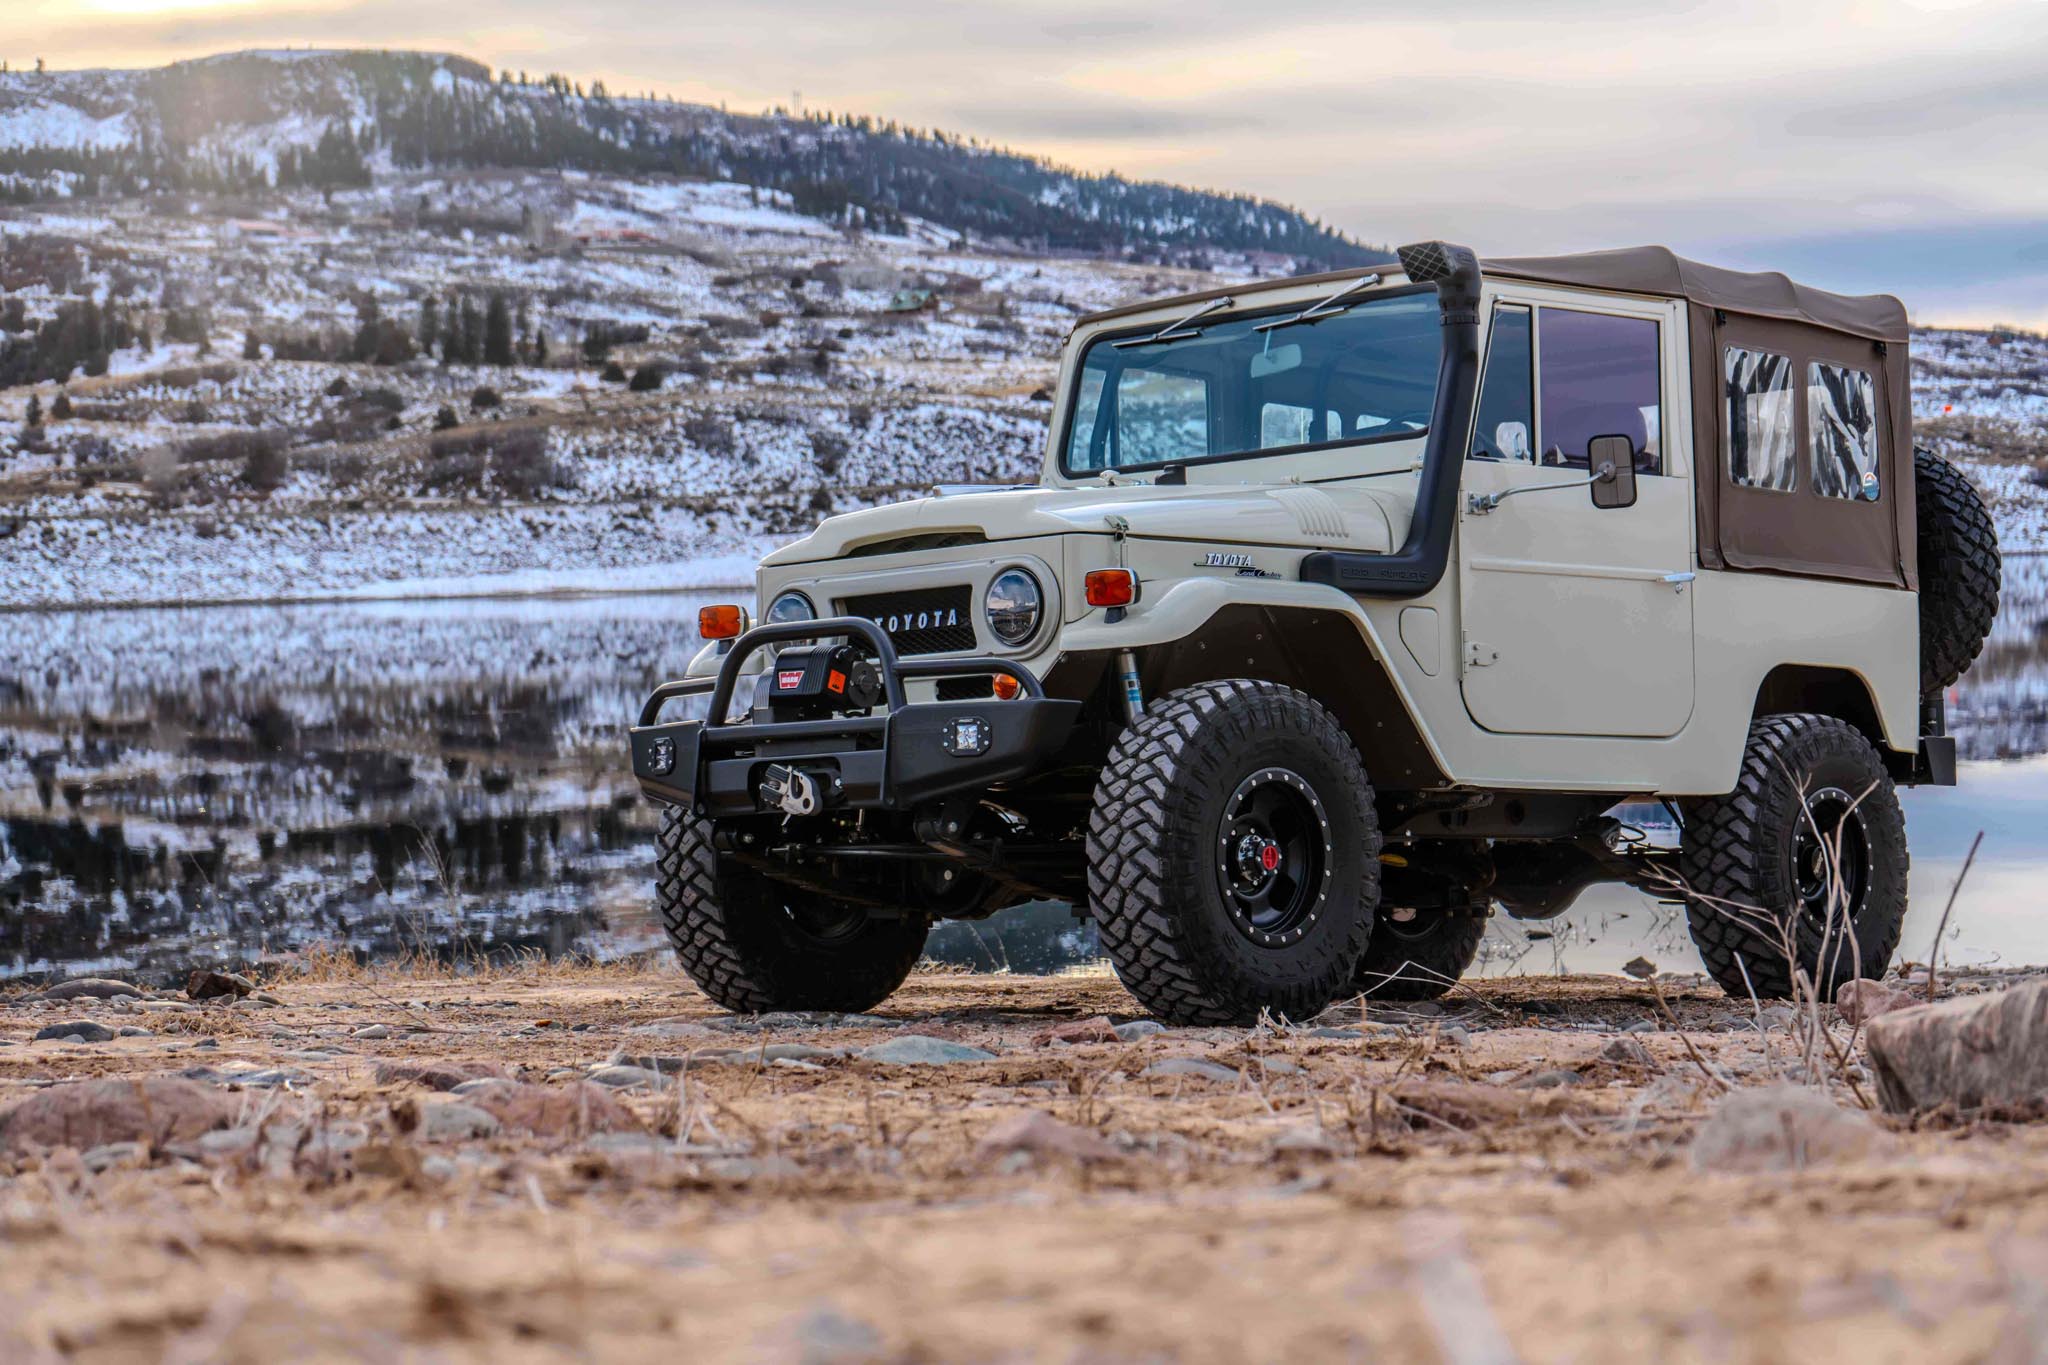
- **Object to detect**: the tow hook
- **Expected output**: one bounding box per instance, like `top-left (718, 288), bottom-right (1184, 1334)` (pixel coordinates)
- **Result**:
top-left (759, 763), bottom-right (824, 816)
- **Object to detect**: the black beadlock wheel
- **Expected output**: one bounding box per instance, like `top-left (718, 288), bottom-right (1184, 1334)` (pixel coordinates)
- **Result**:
top-left (1084, 680), bottom-right (1381, 1026)
top-left (1915, 446), bottom-right (2001, 693)
top-left (1354, 908), bottom-right (1489, 1001)
top-left (654, 806), bottom-right (929, 1014)
top-left (1679, 714), bottom-right (1909, 1001)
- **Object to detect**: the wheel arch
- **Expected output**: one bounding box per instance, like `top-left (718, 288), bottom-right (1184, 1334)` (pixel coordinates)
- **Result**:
top-left (1050, 601), bottom-right (1447, 789)
top-left (1750, 663), bottom-right (1899, 756)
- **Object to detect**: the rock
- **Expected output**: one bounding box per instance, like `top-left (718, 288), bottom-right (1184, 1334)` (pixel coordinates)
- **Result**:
top-left (1623, 956), bottom-right (1659, 980)
top-left (975, 1111), bottom-right (1120, 1164)
top-left (416, 1102), bottom-right (502, 1142)
top-left (32, 1021), bottom-right (116, 1043)
top-left (1624, 1020), bottom-right (1660, 1034)
top-left (1112, 1020), bottom-right (1167, 1043)
top-left (833, 1014), bottom-right (894, 1029)
top-left (115, 1026), bottom-right (152, 1038)
top-left (1864, 979), bottom-right (2048, 1116)
top-left (353, 1024), bottom-right (393, 1040)
top-left (1836, 980), bottom-right (1914, 1027)
top-left (1035, 1016), bottom-right (1117, 1045)
top-left (628, 1018), bottom-right (719, 1039)
top-left (373, 1060), bottom-right (509, 1092)
top-left (1393, 1001), bottom-right (1445, 1018)
top-left (34, 978), bottom-right (145, 1002)
top-left (1599, 1037), bottom-right (1656, 1068)
top-left (135, 1001), bottom-right (198, 1014)
top-left (185, 970), bottom-right (256, 1001)
top-left (80, 1141), bottom-right (149, 1173)
top-left (182, 1066), bottom-right (311, 1089)
top-left (450, 1078), bottom-right (518, 1097)
top-left (1757, 1006), bottom-right (1798, 1031)
top-left (1442, 1026), bottom-right (1472, 1049)
top-left (1270, 1125), bottom-right (1338, 1156)
top-left (1144, 1057), bottom-right (1240, 1084)
top-left (471, 1082), bottom-right (642, 1137)
top-left (0, 1077), bottom-right (236, 1153)
top-left (250, 992), bottom-right (285, 1007)
top-left (1255, 1057), bottom-right (1303, 1075)
top-left (858, 1035), bottom-right (996, 1066)
top-left (587, 1064), bottom-right (668, 1089)
top-left (1691, 1085), bottom-right (1888, 1172)
top-left (1515, 1069), bottom-right (1583, 1089)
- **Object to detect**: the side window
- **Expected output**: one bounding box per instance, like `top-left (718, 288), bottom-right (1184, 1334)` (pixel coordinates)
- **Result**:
top-left (1469, 304), bottom-right (1532, 462)
top-left (1808, 362), bottom-right (1881, 501)
top-left (1066, 368), bottom-right (1107, 470)
top-left (1723, 347), bottom-right (1795, 491)
top-left (1537, 309), bottom-right (1662, 474)
top-left (1116, 370), bottom-right (1208, 465)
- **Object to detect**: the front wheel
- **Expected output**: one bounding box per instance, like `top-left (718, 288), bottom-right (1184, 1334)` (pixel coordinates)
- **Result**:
top-left (1679, 714), bottom-right (1908, 1001)
top-left (1354, 908), bottom-right (1488, 1001)
top-left (655, 807), bottom-right (930, 1013)
top-left (1085, 680), bottom-right (1381, 1026)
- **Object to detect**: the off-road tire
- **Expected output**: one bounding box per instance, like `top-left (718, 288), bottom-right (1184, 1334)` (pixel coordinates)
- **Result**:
top-left (1354, 909), bottom-right (1488, 1001)
top-left (1085, 680), bottom-right (1381, 1026)
top-left (1915, 446), bottom-right (2000, 693)
top-left (1679, 714), bottom-right (1909, 1001)
top-left (655, 806), bottom-right (929, 1013)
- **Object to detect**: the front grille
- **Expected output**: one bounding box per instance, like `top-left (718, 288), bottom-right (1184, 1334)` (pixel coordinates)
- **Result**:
top-left (937, 678), bottom-right (992, 701)
top-left (839, 585), bottom-right (976, 656)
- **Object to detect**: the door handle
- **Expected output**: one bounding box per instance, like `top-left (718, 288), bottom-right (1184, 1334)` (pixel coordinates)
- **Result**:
top-left (1663, 572), bottom-right (1696, 592)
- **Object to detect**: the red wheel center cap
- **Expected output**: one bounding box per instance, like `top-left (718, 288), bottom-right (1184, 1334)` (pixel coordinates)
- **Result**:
top-left (1259, 844), bottom-right (1281, 873)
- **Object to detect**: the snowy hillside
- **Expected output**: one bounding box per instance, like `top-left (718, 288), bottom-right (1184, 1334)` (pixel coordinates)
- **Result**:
top-left (0, 50), bottom-right (1382, 269)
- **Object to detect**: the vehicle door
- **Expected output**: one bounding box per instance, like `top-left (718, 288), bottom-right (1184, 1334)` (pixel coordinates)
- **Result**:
top-left (1457, 295), bottom-right (1696, 737)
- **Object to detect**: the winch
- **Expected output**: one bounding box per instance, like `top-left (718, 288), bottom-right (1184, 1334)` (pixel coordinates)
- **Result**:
top-left (753, 642), bottom-right (885, 720)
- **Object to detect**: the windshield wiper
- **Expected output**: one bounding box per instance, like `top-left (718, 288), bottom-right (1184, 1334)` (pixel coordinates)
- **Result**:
top-left (1112, 295), bottom-right (1235, 349)
top-left (1252, 272), bottom-right (1383, 334)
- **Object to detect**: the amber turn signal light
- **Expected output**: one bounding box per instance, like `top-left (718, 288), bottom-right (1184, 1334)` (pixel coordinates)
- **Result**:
top-left (698, 604), bottom-right (746, 640)
top-left (1084, 568), bottom-right (1138, 608)
top-left (991, 673), bottom-right (1023, 701)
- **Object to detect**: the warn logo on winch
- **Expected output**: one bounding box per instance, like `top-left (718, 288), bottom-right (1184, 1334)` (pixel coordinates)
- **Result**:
top-left (776, 669), bottom-right (805, 690)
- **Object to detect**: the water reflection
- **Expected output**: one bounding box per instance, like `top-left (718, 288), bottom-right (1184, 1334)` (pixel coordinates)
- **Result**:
top-left (3, 556), bottom-right (2044, 982)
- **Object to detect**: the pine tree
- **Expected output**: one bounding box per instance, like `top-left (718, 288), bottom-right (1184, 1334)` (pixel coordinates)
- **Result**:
top-left (533, 328), bottom-right (549, 364)
top-left (419, 296), bottom-right (440, 356)
top-left (51, 391), bottom-right (72, 419)
top-left (243, 331), bottom-right (262, 361)
top-left (24, 394), bottom-right (41, 429)
top-left (483, 293), bottom-right (514, 366)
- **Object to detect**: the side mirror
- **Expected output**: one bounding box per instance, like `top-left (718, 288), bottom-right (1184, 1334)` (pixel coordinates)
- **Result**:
top-left (1588, 434), bottom-right (1638, 510)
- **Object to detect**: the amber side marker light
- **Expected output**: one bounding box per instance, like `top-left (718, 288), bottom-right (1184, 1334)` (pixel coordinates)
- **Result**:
top-left (698, 604), bottom-right (747, 639)
top-left (991, 673), bottom-right (1023, 701)
top-left (1084, 568), bottom-right (1139, 608)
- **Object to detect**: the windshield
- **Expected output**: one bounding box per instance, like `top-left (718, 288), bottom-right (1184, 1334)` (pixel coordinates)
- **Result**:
top-left (1061, 287), bottom-right (1440, 476)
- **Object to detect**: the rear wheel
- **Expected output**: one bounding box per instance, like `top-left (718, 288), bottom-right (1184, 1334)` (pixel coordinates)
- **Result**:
top-left (655, 806), bottom-right (929, 1013)
top-left (1085, 680), bottom-right (1381, 1025)
top-left (1679, 714), bottom-right (1908, 1000)
top-left (1354, 907), bottom-right (1488, 1001)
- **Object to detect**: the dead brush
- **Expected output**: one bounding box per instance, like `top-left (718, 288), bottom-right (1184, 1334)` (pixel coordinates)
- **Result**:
top-left (1640, 772), bottom-right (1894, 1106)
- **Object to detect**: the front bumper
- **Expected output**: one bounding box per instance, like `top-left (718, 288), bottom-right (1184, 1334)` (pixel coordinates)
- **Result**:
top-left (629, 616), bottom-right (1080, 818)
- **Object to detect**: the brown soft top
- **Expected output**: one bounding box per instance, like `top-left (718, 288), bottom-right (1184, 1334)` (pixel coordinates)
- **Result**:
top-left (1075, 244), bottom-right (1907, 343)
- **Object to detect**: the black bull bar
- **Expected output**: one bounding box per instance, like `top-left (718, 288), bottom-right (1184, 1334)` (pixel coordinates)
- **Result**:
top-left (628, 616), bottom-right (1081, 817)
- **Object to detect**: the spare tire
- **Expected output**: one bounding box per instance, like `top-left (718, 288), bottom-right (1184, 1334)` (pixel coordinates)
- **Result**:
top-left (1915, 446), bottom-right (2001, 694)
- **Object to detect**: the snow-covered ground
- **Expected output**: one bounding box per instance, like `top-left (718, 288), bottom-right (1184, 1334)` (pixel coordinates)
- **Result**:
top-left (1, 170), bottom-right (2044, 610)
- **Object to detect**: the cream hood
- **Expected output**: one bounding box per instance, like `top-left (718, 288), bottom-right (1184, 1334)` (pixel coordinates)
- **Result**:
top-left (760, 480), bottom-right (1414, 567)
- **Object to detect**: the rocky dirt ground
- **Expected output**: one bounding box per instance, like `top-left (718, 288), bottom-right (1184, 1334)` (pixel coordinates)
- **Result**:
top-left (3, 960), bottom-right (2048, 1363)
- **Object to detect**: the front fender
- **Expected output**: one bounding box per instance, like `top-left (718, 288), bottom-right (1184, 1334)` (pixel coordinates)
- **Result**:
top-left (1056, 576), bottom-right (1362, 653)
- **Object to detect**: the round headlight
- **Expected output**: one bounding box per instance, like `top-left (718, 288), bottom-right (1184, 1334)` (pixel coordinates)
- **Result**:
top-left (984, 569), bottom-right (1043, 646)
top-left (764, 590), bottom-right (815, 625)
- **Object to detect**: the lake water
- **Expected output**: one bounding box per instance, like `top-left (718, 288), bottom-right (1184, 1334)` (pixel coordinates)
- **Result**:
top-left (4, 556), bottom-right (2043, 985)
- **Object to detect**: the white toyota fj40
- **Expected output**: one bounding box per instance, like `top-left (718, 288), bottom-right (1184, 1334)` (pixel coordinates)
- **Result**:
top-left (631, 241), bottom-right (2001, 1025)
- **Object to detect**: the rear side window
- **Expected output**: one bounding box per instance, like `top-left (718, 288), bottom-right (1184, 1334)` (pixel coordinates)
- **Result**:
top-left (1537, 310), bottom-right (1662, 474)
top-left (1723, 347), bottom-right (1796, 491)
top-left (1808, 362), bottom-right (1881, 501)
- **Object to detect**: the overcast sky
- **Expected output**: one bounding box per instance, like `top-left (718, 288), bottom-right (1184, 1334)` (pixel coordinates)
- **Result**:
top-left (13, 0), bottom-right (2048, 327)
